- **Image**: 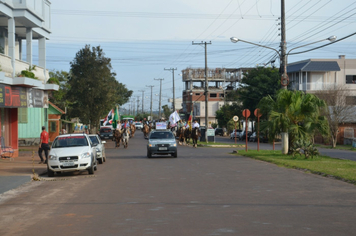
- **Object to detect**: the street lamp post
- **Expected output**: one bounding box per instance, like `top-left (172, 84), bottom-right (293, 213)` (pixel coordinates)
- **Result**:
top-left (230, 35), bottom-right (336, 154)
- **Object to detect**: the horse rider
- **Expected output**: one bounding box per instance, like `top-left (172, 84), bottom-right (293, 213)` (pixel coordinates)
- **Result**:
top-left (193, 120), bottom-right (200, 129)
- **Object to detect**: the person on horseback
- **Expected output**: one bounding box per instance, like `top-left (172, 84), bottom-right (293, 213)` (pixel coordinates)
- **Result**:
top-left (193, 120), bottom-right (200, 129)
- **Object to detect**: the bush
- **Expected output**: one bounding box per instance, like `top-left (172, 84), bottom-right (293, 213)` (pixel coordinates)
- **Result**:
top-left (291, 140), bottom-right (319, 159)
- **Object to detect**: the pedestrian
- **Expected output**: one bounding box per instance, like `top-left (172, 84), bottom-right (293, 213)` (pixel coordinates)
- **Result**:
top-left (38, 126), bottom-right (49, 164)
top-left (193, 120), bottom-right (200, 129)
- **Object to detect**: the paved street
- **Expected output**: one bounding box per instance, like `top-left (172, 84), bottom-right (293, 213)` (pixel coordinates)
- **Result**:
top-left (0, 131), bottom-right (356, 236)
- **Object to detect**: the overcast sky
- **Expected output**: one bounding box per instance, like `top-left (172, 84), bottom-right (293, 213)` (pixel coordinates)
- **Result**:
top-left (45, 0), bottom-right (356, 111)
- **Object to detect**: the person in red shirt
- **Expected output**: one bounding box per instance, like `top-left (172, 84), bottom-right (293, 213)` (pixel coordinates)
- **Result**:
top-left (38, 126), bottom-right (49, 164)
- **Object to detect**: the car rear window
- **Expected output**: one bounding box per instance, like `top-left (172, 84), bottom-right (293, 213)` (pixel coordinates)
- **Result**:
top-left (53, 136), bottom-right (89, 148)
top-left (149, 132), bottom-right (174, 139)
top-left (100, 128), bottom-right (112, 133)
top-left (89, 136), bottom-right (99, 145)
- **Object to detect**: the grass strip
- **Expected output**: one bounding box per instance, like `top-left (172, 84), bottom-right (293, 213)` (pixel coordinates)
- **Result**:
top-left (315, 144), bottom-right (356, 151)
top-left (237, 150), bottom-right (356, 184)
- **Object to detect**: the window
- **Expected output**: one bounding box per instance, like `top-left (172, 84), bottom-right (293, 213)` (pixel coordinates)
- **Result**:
top-left (346, 96), bottom-right (356, 105)
top-left (195, 93), bottom-right (200, 96)
top-left (219, 93), bottom-right (224, 98)
top-left (346, 75), bottom-right (356, 84)
top-left (18, 108), bottom-right (28, 123)
top-left (210, 93), bottom-right (217, 98)
top-left (344, 128), bottom-right (354, 138)
top-left (50, 121), bottom-right (56, 132)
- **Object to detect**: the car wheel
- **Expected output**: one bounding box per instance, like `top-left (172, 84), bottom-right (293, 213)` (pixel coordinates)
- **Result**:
top-left (172, 151), bottom-right (177, 158)
top-left (98, 157), bottom-right (103, 164)
top-left (147, 150), bottom-right (152, 158)
top-left (88, 161), bottom-right (95, 175)
top-left (47, 166), bottom-right (54, 177)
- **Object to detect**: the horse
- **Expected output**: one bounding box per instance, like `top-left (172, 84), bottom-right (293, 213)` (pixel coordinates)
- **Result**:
top-left (114, 129), bottom-right (122, 148)
top-left (130, 124), bottom-right (136, 138)
top-left (184, 128), bottom-right (192, 145)
top-left (122, 128), bottom-right (130, 148)
top-left (143, 124), bottom-right (149, 138)
top-left (178, 126), bottom-right (186, 145)
top-left (191, 127), bottom-right (201, 148)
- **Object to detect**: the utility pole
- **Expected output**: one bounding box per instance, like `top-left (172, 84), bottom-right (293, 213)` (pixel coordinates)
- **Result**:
top-left (193, 41), bottom-right (211, 142)
top-left (164, 68), bottom-right (177, 111)
top-left (146, 85), bottom-right (154, 121)
top-left (154, 78), bottom-right (164, 119)
top-left (139, 90), bottom-right (145, 113)
top-left (280, 0), bottom-right (288, 89)
top-left (137, 96), bottom-right (140, 115)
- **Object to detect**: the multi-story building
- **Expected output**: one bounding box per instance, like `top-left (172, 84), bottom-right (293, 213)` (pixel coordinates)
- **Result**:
top-left (0, 0), bottom-right (57, 157)
top-left (287, 55), bottom-right (356, 144)
top-left (181, 68), bottom-right (240, 127)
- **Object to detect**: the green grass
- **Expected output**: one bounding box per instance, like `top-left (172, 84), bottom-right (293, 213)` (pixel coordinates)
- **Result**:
top-left (237, 150), bottom-right (356, 184)
top-left (315, 144), bottom-right (356, 151)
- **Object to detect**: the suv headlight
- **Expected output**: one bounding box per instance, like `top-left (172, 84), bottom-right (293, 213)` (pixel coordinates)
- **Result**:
top-left (148, 143), bottom-right (155, 147)
top-left (49, 155), bottom-right (57, 160)
top-left (80, 152), bottom-right (91, 159)
top-left (96, 147), bottom-right (100, 152)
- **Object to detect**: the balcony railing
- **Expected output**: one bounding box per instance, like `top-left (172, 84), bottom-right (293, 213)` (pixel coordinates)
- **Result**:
top-left (298, 82), bottom-right (337, 91)
top-left (0, 53), bottom-right (48, 82)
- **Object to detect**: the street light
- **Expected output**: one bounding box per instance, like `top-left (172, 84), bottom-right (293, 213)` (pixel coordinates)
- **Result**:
top-left (230, 36), bottom-right (337, 84)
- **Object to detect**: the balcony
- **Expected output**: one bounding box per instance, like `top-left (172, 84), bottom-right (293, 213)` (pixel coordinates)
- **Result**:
top-left (297, 82), bottom-right (338, 91)
top-left (0, 53), bottom-right (49, 83)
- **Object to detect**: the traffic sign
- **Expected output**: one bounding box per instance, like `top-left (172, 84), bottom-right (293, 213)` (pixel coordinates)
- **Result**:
top-left (254, 108), bottom-right (262, 118)
top-left (233, 116), bottom-right (239, 122)
top-left (242, 109), bottom-right (250, 118)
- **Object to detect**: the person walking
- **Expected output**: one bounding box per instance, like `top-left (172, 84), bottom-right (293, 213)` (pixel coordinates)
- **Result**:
top-left (38, 126), bottom-right (49, 164)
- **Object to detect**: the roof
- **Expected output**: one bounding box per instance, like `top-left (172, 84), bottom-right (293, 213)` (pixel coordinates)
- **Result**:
top-left (48, 101), bottom-right (65, 114)
top-left (287, 60), bottom-right (340, 73)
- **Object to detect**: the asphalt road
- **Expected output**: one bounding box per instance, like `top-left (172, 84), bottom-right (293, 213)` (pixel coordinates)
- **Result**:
top-left (0, 131), bottom-right (356, 236)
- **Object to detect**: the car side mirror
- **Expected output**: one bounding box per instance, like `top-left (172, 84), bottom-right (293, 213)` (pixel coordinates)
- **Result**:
top-left (102, 141), bottom-right (106, 144)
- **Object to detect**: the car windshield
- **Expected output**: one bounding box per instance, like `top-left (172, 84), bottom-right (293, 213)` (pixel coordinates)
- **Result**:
top-left (53, 136), bottom-right (89, 148)
top-left (89, 136), bottom-right (99, 145)
top-left (149, 132), bottom-right (174, 139)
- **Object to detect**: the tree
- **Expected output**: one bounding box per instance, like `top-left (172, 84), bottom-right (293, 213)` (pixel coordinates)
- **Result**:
top-left (259, 89), bottom-right (329, 153)
top-left (314, 85), bottom-right (355, 148)
top-left (215, 103), bottom-right (241, 131)
top-left (48, 70), bottom-right (71, 110)
top-left (227, 67), bottom-right (280, 113)
top-left (67, 45), bottom-right (132, 129)
top-left (162, 105), bottom-right (171, 120)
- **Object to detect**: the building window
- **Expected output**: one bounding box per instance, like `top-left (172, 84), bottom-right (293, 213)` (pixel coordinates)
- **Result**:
top-left (18, 108), bottom-right (28, 123)
top-left (346, 75), bottom-right (356, 84)
top-left (219, 93), bottom-right (224, 98)
top-left (195, 93), bottom-right (200, 96)
top-left (210, 93), bottom-right (217, 98)
top-left (346, 96), bottom-right (356, 105)
top-left (50, 121), bottom-right (56, 132)
top-left (344, 127), bottom-right (354, 138)
top-left (44, 108), bottom-right (48, 122)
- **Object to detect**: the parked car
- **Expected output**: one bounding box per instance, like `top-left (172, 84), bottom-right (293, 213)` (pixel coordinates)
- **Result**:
top-left (99, 127), bottom-right (113, 140)
top-left (215, 128), bottom-right (224, 136)
top-left (239, 130), bottom-right (252, 140)
top-left (47, 134), bottom-right (98, 177)
top-left (230, 129), bottom-right (242, 139)
top-left (147, 130), bottom-right (177, 158)
top-left (88, 134), bottom-right (106, 164)
top-left (248, 132), bottom-right (269, 143)
top-left (135, 122), bottom-right (143, 130)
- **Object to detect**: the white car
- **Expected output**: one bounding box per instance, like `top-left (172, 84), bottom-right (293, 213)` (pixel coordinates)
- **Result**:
top-left (230, 130), bottom-right (242, 139)
top-left (135, 122), bottom-right (143, 130)
top-left (88, 134), bottom-right (106, 164)
top-left (47, 134), bottom-right (98, 177)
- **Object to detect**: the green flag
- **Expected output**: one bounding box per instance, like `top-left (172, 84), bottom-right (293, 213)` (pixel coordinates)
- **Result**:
top-left (112, 106), bottom-right (120, 129)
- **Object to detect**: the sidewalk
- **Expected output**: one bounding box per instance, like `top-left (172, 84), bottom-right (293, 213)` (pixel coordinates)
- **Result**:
top-left (0, 146), bottom-right (47, 194)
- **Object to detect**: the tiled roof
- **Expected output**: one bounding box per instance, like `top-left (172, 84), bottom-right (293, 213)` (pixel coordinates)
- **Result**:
top-left (48, 101), bottom-right (65, 114)
top-left (287, 60), bottom-right (340, 73)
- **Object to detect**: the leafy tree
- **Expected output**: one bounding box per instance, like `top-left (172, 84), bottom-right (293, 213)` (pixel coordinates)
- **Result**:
top-left (48, 70), bottom-right (71, 111)
top-left (232, 67), bottom-right (280, 114)
top-left (162, 105), bottom-right (171, 120)
top-left (215, 103), bottom-right (241, 130)
top-left (259, 89), bottom-right (329, 153)
top-left (67, 45), bottom-right (132, 129)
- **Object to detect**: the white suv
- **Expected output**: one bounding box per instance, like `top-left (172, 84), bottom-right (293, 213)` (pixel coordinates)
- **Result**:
top-left (47, 134), bottom-right (98, 177)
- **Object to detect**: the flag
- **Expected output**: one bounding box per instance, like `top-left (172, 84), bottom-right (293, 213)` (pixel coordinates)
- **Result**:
top-left (103, 109), bottom-right (113, 126)
top-left (187, 110), bottom-right (193, 130)
top-left (169, 111), bottom-right (180, 125)
top-left (112, 106), bottom-right (120, 129)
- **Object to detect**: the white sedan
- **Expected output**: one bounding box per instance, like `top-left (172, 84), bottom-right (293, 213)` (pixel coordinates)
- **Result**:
top-left (47, 134), bottom-right (98, 177)
top-left (88, 134), bottom-right (106, 164)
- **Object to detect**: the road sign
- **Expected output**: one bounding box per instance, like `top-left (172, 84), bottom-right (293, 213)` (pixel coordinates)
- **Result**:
top-left (254, 108), bottom-right (262, 118)
top-left (207, 129), bottom-right (215, 136)
top-left (242, 109), bottom-right (251, 118)
top-left (233, 116), bottom-right (239, 122)
top-left (281, 75), bottom-right (289, 86)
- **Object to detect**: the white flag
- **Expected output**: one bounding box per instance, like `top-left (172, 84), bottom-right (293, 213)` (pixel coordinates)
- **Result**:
top-left (103, 109), bottom-right (113, 126)
top-left (169, 111), bottom-right (180, 125)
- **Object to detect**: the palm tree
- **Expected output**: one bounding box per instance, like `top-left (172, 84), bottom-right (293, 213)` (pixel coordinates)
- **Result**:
top-left (259, 89), bottom-right (329, 153)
